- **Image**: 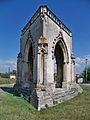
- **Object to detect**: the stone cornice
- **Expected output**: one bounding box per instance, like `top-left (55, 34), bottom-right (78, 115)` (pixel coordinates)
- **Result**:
top-left (21, 6), bottom-right (72, 37)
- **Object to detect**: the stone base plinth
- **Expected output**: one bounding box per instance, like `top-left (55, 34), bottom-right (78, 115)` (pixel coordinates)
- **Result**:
top-left (30, 84), bottom-right (83, 111)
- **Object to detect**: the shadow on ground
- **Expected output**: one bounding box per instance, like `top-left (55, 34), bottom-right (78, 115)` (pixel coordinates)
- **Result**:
top-left (0, 85), bottom-right (21, 97)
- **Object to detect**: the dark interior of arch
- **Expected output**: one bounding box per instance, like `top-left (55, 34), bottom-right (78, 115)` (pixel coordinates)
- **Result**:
top-left (28, 43), bottom-right (33, 81)
top-left (54, 42), bottom-right (64, 88)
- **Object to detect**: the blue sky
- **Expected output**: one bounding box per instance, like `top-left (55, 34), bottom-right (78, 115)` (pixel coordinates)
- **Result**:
top-left (0, 0), bottom-right (90, 73)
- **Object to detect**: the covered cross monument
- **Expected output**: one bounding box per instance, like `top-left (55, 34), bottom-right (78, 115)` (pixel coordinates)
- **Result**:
top-left (15, 6), bottom-right (82, 110)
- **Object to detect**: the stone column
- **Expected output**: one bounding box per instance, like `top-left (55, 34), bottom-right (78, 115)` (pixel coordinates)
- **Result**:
top-left (43, 50), bottom-right (48, 86)
top-left (62, 62), bottom-right (71, 90)
top-left (74, 62), bottom-right (76, 83)
top-left (39, 45), bottom-right (48, 86)
top-left (37, 47), bottom-right (41, 86)
top-left (72, 61), bottom-right (76, 83)
top-left (71, 53), bottom-right (76, 83)
top-left (40, 51), bottom-right (44, 85)
top-left (37, 36), bottom-right (48, 89)
top-left (63, 62), bottom-right (67, 82)
top-left (62, 61), bottom-right (67, 88)
top-left (37, 45), bottom-right (44, 87)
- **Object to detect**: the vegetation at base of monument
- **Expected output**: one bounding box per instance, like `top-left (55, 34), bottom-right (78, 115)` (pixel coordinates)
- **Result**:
top-left (0, 85), bottom-right (90, 120)
top-left (81, 67), bottom-right (90, 82)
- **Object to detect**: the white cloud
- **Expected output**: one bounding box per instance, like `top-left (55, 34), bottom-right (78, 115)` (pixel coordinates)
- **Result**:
top-left (0, 58), bottom-right (17, 73)
top-left (75, 55), bottom-right (90, 74)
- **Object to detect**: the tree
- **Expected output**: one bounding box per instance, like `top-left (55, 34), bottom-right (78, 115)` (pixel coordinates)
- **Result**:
top-left (10, 70), bottom-right (16, 75)
top-left (0, 73), bottom-right (10, 78)
top-left (82, 67), bottom-right (90, 82)
top-left (12, 70), bottom-right (16, 75)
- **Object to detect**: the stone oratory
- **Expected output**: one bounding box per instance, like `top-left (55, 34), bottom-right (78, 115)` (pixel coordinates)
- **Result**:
top-left (15, 6), bottom-right (82, 110)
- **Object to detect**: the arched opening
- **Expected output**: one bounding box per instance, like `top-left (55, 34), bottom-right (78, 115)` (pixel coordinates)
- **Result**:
top-left (28, 43), bottom-right (33, 81)
top-left (54, 41), bottom-right (64, 88)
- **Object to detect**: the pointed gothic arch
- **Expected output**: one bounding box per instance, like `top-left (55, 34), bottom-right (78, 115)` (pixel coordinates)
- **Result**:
top-left (24, 37), bottom-right (34, 82)
top-left (28, 42), bottom-right (33, 81)
top-left (53, 32), bottom-right (69, 88)
top-left (52, 32), bottom-right (69, 63)
top-left (54, 41), bottom-right (64, 88)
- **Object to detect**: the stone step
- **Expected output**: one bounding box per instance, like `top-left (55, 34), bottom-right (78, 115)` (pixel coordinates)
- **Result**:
top-left (53, 90), bottom-right (76, 101)
top-left (38, 88), bottom-right (78, 108)
top-left (54, 89), bottom-right (75, 96)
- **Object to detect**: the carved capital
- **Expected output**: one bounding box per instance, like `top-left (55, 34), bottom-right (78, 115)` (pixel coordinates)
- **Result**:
top-left (38, 37), bottom-right (48, 55)
top-left (38, 36), bottom-right (48, 44)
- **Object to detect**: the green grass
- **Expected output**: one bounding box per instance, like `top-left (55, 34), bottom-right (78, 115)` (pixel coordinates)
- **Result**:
top-left (0, 85), bottom-right (90, 120)
top-left (0, 77), bottom-right (16, 84)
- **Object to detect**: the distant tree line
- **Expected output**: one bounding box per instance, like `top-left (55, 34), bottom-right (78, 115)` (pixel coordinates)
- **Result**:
top-left (0, 70), bottom-right (16, 78)
top-left (0, 73), bottom-right (10, 78)
top-left (81, 67), bottom-right (90, 82)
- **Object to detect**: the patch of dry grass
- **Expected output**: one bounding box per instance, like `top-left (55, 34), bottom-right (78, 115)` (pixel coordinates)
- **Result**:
top-left (0, 77), bottom-right (15, 84)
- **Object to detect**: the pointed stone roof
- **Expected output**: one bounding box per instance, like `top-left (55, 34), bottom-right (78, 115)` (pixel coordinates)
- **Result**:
top-left (21, 5), bottom-right (72, 37)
